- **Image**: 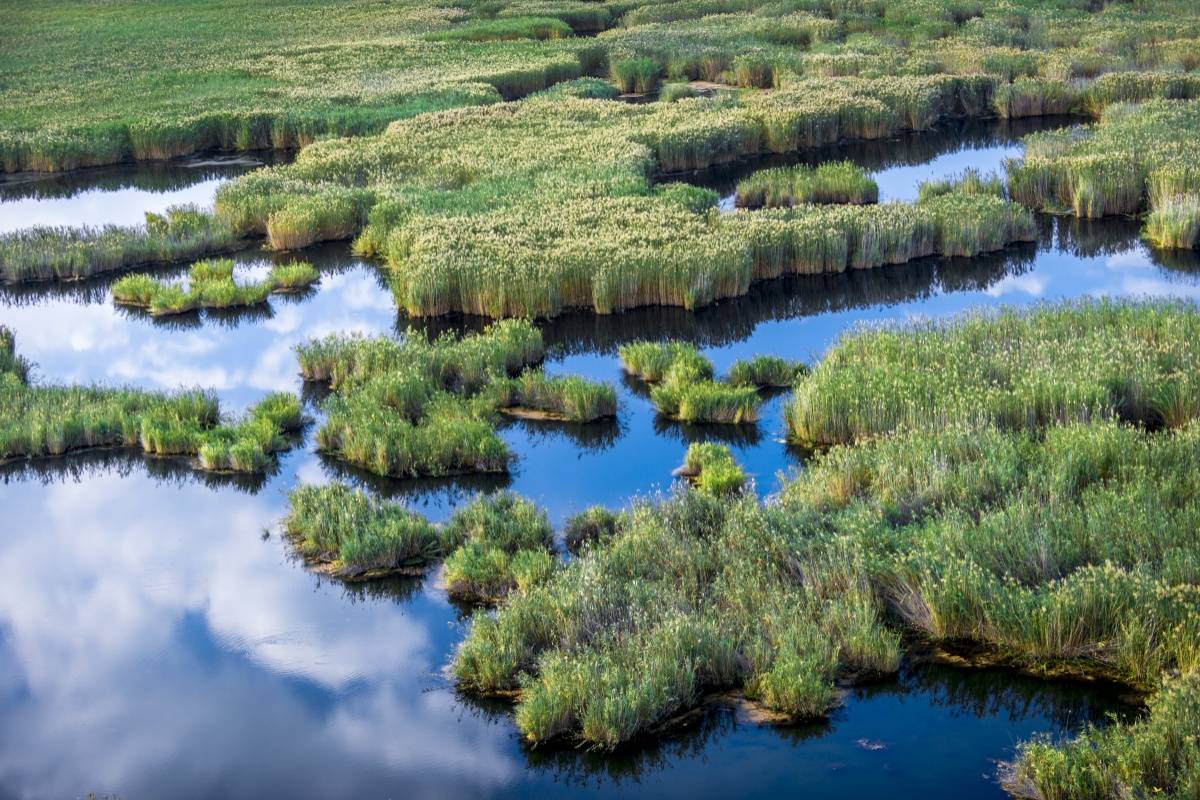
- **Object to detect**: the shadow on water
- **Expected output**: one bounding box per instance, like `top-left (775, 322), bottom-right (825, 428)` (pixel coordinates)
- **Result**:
top-left (497, 414), bottom-right (624, 454)
top-left (0, 448), bottom-right (274, 494)
top-left (316, 452), bottom-right (513, 509)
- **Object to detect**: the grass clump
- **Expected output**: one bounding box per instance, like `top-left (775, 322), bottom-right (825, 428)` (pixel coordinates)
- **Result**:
top-left (425, 16), bottom-right (571, 42)
top-left (284, 483), bottom-right (445, 578)
top-left (611, 57), bottom-right (660, 94)
top-left (621, 340), bottom-right (760, 423)
top-left (299, 320), bottom-right (607, 478)
top-left (680, 442), bottom-right (745, 495)
top-left (735, 161), bottom-right (879, 209)
top-left (489, 370), bottom-right (617, 422)
top-left (443, 492), bottom-right (557, 603)
top-left (727, 354), bottom-right (808, 387)
top-left (111, 257), bottom-right (318, 316)
top-left (786, 299), bottom-right (1200, 448)
top-left (658, 82), bottom-right (699, 103)
top-left (563, 505), bottom-right (621, 553)
top-left (0, 205), bottom-right (239, 284)
top-left (0, 329), bottom-right (301, 471)
top-left (917, 167), bottom-right (1006, 203)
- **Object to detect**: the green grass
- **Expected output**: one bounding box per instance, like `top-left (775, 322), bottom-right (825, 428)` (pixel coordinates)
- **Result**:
top-left (611, 57), bottom-right (661, 93)
top-left (1007, 98), bottom-right (1200, 249)
top-left (620, 340), bottom-right (760, 423)
top-left (681, 442), bottom-right (746, 495)
top-left (425, 16), bottom-right (573, 42)
top-left (917, 167), bottom-right (1006, 203)
top-left (734, 161), bottom-right (878, 209)
top-left (0, 329), bottom-right (301, 471)
top-left (786, 299), bottom-right (1200, 448)
top-left (658, 82), bottom-right (698, 103)
top-left (111, 257), bottom-right (319, 316)
top-left (443, 491), bottom-right (557, 603)
top-left (299, 320), bottom-right (613, 477)
top-left (489, 371), bottom-right (618, 421)
top-left (0, 206), bottom-right (240, 284)
top-left (284, 483), bottom-right (445, 578)
top-left (563, 505), bottom-right (621, 553)
top-left (727, 354), bottom-right (808, 387)
top-left (618, 340), bottom-right (713, 382)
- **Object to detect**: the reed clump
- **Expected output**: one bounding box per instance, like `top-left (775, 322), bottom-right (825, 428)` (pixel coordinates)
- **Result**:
top-left (727, 354), bottom-right (808, 387)
top-left (680, 442), bottom-right (745, 495)
top-left (284, 483), bottom-right (446, 578)
top-left (0, 205), bottom-right (240, 284)
top-left (611, 58), bottom-right (661, 94)
top-left (489, 371), bottom-right (617, 422)
top-left (111, 258), bottom-right (318, 316)
top-left (0, 329), bottom-right (301, 471)
top-left (443, 491), bottom-right (557, 603)
top-left (786, 299), bottom-right (1200, 448)
top-left (735, 161), bottom-right (878, 209)
top-left (620, 340), bottom-right (760, 423)
top-left (563, 505), bottom-right (621, 553)
top-left (917, 167), bottom-right (1006, 203)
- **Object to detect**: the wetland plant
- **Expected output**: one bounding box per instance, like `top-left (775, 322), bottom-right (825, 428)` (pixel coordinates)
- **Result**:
top-left (489, 371), bottom-right (617, 422)
top-left (680, 442), bottom-right (745, 495)
top-left (611, 58), bottom-right (660, 94)
top-left (111, 258), bottom-right (318, 316)
top-left (443, 491), bottom-right (557, 603)
top-left (727, 355), bottom-right (808, 388)
top-left (735, 161), bottom-right (879, 209)
top-left (562, 505), bottom-right (621, 553)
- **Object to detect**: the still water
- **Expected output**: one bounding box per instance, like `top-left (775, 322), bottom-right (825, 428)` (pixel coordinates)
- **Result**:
top-left (0, 122), bottom-right (1194, 799)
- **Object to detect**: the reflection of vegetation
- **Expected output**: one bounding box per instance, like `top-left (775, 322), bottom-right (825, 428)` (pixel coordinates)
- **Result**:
top-left (498, 414), bottom-right (623, 454)
top-left (316, 451), bottom-right (511, 510)
top-left (0, 446), bottom-right (274, 493)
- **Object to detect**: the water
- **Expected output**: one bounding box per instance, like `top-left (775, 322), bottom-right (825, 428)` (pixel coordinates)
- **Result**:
top-left (1, 122), bottom-right (1194, 799)
top-left (0, 152), bottom-right (289, 233)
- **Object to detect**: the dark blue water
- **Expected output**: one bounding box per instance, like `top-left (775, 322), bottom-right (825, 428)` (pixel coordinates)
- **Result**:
top-left (0, 119), bottom-right (1190, 800)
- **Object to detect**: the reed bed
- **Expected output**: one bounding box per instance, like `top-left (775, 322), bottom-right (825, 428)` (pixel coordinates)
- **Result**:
top-left (454, 416), bottom-right (1200, 774)
top-left (0, 205), bottom-right (240, 284)
top-left (680, 441), bottom-right (745, 495)
top-left (0, 329), bottom-right (301, 471)
top-left (735, 161), bottom-right (878, 209)
top-left (443, 492), bottom-right (557, 603)
top-left (111, 258), bottom-right (318, 316)
top-left (299, 320), bottom-right (610, 477)
top-left (727, 355), bottom-right (808, 387)
top-left (1006, 98), bottom-right (1200, 248)
top-left (284, 483), bottom-right (445, 578)
top-left (786, 299), bottom-right (1200, 448)
top-left (563, 505), bottom-right (621, 553)
top-left (489, 371), bottom-right (617, 422)
top-left (916, 167), bottom-right (1006, 203)
top-left (620, 340), bottom-right (762, 423)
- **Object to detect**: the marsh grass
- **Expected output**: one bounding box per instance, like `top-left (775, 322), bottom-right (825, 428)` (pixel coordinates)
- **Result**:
top-left (563, 505), bottom-right (621, 553)
top-left (786, 299), bottom-right (1200, 448)
top-left (284, 482), bottom-right (445, 577)
top-left (0, 329), bottom-right (301, 471)
top-left (0, 205), bottom-right (240, 284)
top-left (917, 167), bottom-right (1006, 203)
top-left (111, 257), bottom-right (318, 316)
top-left (443, 491), bottom-right (557, 603)
top-left (612, 58), bottom-right (661, 94)
top-left (300, 320), bottom-right (612, 477)
top-left (489, 371), bottom-right (617, 422)
top-left (735, 161), bottom-right (878, 209)
top-left (680, 442), bottom-right (745, 495)
top-left (425, 16), bottom-right (572, 42)
top-left (619, 340), bottom-right (761, 423)
top-left (727, 355), bottom-right (808, 387)
top-left (1145, 194), bottom-right (1200, 249)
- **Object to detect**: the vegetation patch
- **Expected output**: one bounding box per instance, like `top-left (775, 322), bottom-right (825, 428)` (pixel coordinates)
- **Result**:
top-left (620, 340), bottom-right (761, 423)
top-left (488, 370), bottom-right (617, 422)
top-left (727, 354), bottom-right (807, 388)
top-left (112, 258), bottom-right (318, 316)
top-left (1007, 99), bottom-right (1200, 248)
top-left (0, 206), bottom-right (240, 284)
top-left (0, 326), bottom-right (301, 472)
top-left (563, 505), bottom-right (622, 553)
top-left (786, 299), bottom-right (1200, 448)
top-left (678, 442), bottom-right (745, 495)
top-left (443, 492), bottom-right (557, 603)
top-left (734, 161), bottom-right (878, 209)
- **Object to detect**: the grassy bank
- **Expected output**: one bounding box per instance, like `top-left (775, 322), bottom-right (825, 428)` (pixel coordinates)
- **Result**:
top-left (0, 206), bottom-right (241, 284)
top-left (0, 326), bottom-right (301, 472)
top-left (112, 258), bottom-right (318, 316)
top-left (786, 299), bottom-right (1200, 448)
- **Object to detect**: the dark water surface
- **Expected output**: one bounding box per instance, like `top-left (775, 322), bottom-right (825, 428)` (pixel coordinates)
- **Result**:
top-left (0, 121), bottom-right (1195, 799)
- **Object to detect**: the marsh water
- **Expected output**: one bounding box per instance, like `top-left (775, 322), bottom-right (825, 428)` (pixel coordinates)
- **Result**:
top-left (1, 118), bottom-right (1196, 799)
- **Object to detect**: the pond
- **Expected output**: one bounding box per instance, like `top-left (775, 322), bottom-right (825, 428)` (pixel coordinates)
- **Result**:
top-left (0, 122), bottom-right (1194, 799)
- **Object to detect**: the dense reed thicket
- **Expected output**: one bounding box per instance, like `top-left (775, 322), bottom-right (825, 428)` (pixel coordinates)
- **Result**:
top-left (1007, 99), bottom-right (1200, 248)
top-left (453, 416), bottom-right (1200, 792)
top-left (0, 206), bottom-right (240, 284)
top-left (443, 492), bottom-right (557, 603)
top-left (786, 300), bottom-right (1200, 447)
top-left (0, 328), bottom-right (301, 471)
top-left (297, 320), bottom-right (614, 477)
top-left (734, 161), bottom-right (878, 209)
top-left (214, 77), bottom-right (1039, 318)
top-left (112, 258), bottom-right (318, 316)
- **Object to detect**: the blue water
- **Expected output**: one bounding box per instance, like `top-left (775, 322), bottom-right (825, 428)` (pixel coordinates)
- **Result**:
top-left (0, 120), bottom-right (1187, 799)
